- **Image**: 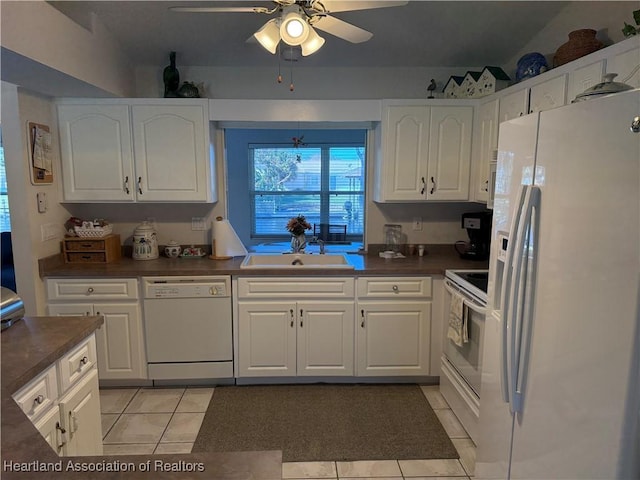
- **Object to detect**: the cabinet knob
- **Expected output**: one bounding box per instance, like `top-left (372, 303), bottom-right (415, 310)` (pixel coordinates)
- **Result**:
top-left (631, 116), bottom-right (640, 133)
top-left (87, 287), bottom-right (94, 294)
top-left (80, 356), bottom-right (89, 365)
top-left (392, 285), bottom-right (399, 292)
top-left (34, 394), bottom-right (44, 405)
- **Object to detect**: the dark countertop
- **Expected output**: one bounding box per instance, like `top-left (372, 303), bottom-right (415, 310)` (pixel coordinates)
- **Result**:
top-left (1, 316), bottom-right (282, 480)
top-left (40, 245), bottom-right (488, 278)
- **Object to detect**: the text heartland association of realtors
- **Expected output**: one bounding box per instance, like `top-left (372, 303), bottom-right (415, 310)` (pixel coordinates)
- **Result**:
top-left (3, 459), bottom-right (206, 473)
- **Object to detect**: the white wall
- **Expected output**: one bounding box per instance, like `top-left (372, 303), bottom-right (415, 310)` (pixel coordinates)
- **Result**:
top-left (503, 2), bottom-right (633, 76)
top-left (1, 1), bottom-right (135, 97)
top-left (1, 83), bottom-right (72, 314)
top-left (134, 66), bottom-right (478, 99)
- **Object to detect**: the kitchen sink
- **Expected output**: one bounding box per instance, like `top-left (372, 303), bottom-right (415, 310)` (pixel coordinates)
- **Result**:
top-left (240, 253), bottom-right (354, 269)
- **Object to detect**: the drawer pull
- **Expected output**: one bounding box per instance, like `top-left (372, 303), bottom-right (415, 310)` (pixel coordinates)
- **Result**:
top-left (80, 356), bottom-right (89, 366)
top-left (392, 285), bottom-right (399, 292)
top-left (290, 309), bottom-right (294, 327)
top-left (87, 287), bottom-right (94, 294)
top-left (360, 309), bottom-right (365, 328)
top-left (34, 394), bottom-right (44, 405)
top-left (300, 309), bottom-right (304, 327)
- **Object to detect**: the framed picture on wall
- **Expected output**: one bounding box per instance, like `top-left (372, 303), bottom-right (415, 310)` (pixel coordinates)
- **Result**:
top-left (27, 121), bottom-right (53, 185)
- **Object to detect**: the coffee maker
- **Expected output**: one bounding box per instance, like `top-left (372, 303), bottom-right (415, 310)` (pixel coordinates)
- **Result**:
top-left (456, 211), bottom-right (492, 261)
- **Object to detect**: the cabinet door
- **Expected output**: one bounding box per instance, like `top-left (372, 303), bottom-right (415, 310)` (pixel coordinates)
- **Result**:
top-left (472, 99), bottom-right (499, 203)
top-left (380, 105), bottom-right (430, 201)
top-left (499, 89), bottom-right (529, 122)
top-left (57, 104), bottom-right (135, 202)
top-left (58, 368), bottom-right (103, 457)
top-left (529, 75), bottom-right (567, 113)
top-left (356, 301), bottom-right (431, 376)
top-left (48, 303), bottom-right (146, 380)
top-left (131, 103), bottom-right (212, 202)
top-left (237, 302), bottom-right (296, 377)
top-left (606, 46), bottom-right (640, 88)
top-left (427, 106), bottom-right (473, 201)
top-left (93, 303), bottom-right (146, 380)
top-left (567, 60), bottom-right (605, 103)
top-left (33, 406), bottom-right (64, 456)
top-left (297, 301), bottom-right (354, 376)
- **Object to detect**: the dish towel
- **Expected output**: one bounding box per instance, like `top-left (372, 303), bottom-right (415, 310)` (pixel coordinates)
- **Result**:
top-left (447, 290), bottom-right (468, 347)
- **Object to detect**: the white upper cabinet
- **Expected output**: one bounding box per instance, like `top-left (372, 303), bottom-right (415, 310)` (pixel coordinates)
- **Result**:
top-left (472, 98), bottom-right (499, 203)
top-left (529, 75), bottom-right (567, 113)
top-left (57, 99), bottom-right (216, 203)
top-left (131, 104), bottom-right (211, 202)
top-left (373, 101), bottom-right (473, 202)
top-left (427, 105), bottom-right (473, 201)
top-left (498, 89), bottom-right (529, 122)
top-left (567, 60), bottom-right (605, 103)
top-left (58, 104), bottom-right (135, 202)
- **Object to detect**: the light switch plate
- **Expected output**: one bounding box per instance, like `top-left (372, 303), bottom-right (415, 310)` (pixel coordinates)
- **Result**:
top-left (412, 217), bottom-right (423, 231)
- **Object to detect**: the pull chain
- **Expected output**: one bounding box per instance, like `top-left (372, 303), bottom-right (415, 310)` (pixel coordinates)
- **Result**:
top-left (289, 47), bottom-right (295, 92)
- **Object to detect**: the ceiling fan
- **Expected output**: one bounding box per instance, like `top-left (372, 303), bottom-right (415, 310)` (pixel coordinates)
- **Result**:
top-left (169, 1), bottom-right (408, 56)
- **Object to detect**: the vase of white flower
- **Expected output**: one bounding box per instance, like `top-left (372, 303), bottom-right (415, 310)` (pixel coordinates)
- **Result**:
top-left (286, 215), bottom-right (312, 253)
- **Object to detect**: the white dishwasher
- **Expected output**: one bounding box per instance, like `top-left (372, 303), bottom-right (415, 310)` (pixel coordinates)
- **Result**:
top-left (142, 276), bottom-right (233, 380)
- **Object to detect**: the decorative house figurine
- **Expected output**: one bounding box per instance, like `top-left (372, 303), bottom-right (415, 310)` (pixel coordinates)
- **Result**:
top-left (461, 71), bottom-right (482, 98)
top-left (443, 76), bottom-right (464, 99)
top-left (477, 66), bottom-right (511, 96)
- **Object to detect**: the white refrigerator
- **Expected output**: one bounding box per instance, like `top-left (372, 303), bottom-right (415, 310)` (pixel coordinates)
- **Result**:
top-left (475, 89), bottom-right (640, 480)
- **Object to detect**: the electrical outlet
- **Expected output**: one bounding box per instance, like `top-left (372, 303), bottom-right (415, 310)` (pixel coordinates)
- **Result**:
top-left (412, 217), bottom-right (423, 231)
top-left (191, 217), bottom-right (206, 231)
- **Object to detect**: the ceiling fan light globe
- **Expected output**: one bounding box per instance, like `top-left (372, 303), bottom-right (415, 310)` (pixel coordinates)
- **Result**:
top-left (280, 11), bottom-right (309, 45)
top-left (301, 27), bottom-right (325, 56)
top-left (253, 18), bottom-right (280, 54)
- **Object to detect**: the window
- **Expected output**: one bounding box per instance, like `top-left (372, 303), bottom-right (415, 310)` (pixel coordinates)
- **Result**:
top-left (0, 129), bottom-right (10, 233)
top-left (249, 142), bottom-right (365, 240)
top-left (225, 128), bottom-right (366, 247)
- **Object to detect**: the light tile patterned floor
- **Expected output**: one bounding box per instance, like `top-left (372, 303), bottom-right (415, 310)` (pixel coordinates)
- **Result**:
top-left (99, 387), bottom-right (213, 455)
top-left (99, 385), bottom-right (475, 479)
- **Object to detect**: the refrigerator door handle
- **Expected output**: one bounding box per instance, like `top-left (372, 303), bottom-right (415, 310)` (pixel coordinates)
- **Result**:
top-left (500, 184), bottom-right (528, 404)
top-left (512, 186), bottom-right (541, 413)
top-left (508, 185), bottom-right (540, 414)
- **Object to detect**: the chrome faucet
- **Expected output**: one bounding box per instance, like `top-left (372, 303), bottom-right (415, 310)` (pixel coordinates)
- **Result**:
top-left (318, 239), bottom-right (325, 255)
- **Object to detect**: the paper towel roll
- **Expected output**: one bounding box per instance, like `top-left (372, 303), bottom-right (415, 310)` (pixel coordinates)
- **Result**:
top-left (211, 217), bottom-right (247, 259)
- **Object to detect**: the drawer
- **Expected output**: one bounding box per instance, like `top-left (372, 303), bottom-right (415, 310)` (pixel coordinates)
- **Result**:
top-left (357, 276), bottom-right (432, 298)
top-left (237, 277), bottom-right (355, 298)
top-left (58, 334), bottom-right (97, 392)
top-left (65, 252), bottom-right (106, 263)
top-left (47, 278), bottom-right (139, 301)
top-left (12, 364), bottom-right (58, 421)
top-left (64, 239), bottom-right (105, 251)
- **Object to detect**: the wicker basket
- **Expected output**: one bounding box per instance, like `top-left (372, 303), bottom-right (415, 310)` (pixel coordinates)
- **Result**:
top-left (74, 225), bottom-right (113, 238)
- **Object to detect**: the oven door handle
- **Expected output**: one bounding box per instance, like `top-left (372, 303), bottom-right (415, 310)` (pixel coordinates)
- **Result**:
top-left (444, 280), bottom-right (486, 316)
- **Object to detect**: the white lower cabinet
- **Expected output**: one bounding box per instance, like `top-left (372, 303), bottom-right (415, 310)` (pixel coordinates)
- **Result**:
top-left (356, 277), bottom-right (432, 376)
top-left (236, 277), bottom-right (355, 378)
top-left (58, 368), bottom-right (103, 456)
top-left (46, 278), bottom-right (146, 381)
top-left (238, 301), bottom-right (354, 377)
top-left (12, 333), bottom-right (103, 456)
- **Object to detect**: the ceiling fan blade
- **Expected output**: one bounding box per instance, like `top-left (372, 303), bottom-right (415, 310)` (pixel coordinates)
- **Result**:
top-left (169, 6), bottom-right (270, 13)
top-left (312, 15), bottom-right (372, 43)
top-left (310, 0), bottom-right (407, 13)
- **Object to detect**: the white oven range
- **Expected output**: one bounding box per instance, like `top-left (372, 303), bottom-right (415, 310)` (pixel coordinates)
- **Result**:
top-left (440, 269), bottom-right (488, 444)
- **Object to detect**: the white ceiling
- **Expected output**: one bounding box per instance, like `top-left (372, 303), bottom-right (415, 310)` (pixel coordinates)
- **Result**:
top-left (48, 1), bottom-right (578, 69)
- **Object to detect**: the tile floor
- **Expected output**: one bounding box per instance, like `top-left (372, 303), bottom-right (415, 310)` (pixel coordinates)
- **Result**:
top-left (99, 384), bottom-right (476, 479)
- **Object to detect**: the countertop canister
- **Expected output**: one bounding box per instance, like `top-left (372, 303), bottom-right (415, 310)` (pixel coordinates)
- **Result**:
top-left (132, 221), bottom-right (159, 260)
